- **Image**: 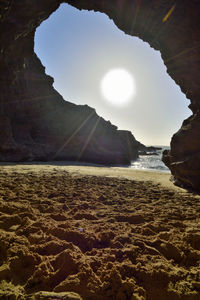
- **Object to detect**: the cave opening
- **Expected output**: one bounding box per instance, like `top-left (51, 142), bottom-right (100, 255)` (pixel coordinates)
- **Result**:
top-left (34, 3), bottom-right (191, 148)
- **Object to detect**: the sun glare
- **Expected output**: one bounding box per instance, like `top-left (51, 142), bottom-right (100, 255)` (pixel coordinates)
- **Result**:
top-left (101, 69), bottom-right (136, 107)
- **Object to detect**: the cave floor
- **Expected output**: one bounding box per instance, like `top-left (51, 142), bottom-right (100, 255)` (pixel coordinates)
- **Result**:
top-left (0, 164), bottom-right (200, 300)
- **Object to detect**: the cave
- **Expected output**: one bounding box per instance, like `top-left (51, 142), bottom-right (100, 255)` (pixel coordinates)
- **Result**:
top-left (1, 0), bottom-right (200, 191)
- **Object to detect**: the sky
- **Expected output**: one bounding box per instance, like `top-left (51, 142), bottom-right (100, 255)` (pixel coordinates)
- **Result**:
top-left (34, 3), bottom-right (191, 146)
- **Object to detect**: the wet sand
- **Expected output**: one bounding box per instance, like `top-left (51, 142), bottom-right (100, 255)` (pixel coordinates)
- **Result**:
top-left (0, 163), bottom-right (200, 299)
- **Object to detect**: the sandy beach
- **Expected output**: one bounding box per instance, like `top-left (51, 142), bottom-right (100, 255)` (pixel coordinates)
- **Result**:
top-left (0, 163), bottom-right (200, 300)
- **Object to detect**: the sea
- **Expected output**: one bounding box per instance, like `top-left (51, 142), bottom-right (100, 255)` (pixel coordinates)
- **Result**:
top-left (131, 146), bottom-right (170, 173)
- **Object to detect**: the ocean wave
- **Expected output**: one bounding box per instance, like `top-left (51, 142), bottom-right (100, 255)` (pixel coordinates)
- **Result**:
top-left (131, 147), bottom-right (170, 172)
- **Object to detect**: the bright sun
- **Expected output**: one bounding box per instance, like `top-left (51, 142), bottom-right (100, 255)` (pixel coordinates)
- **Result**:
top-left (101, 68), bottom-right (136, 107)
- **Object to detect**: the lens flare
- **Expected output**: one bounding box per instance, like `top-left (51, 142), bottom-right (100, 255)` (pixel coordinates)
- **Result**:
top-left (101, 68), bottom-right (136, 107)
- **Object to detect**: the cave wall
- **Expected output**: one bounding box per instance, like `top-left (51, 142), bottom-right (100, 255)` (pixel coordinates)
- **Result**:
top-left (0, 0), bottom-right (140, 165)
top-left (0, 0), bottom-right (200, 190)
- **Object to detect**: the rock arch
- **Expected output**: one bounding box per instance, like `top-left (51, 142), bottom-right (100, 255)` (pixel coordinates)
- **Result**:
top-left (0, 0), bottom-right (200, 190)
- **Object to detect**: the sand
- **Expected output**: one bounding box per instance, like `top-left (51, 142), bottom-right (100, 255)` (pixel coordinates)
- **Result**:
top-left (0, 163), bottom-right (200, 300)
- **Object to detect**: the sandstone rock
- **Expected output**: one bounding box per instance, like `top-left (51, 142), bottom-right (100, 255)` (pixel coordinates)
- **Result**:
top-left (162, 113), bottom-right (200, 191)
top-left (118, 130), bottom-right (139, 161)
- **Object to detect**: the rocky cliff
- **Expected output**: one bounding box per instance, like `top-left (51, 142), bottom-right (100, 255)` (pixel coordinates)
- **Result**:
top-left (0, 51), bottom-right (137, 164)
top-left (0, 2), bottom-right (139, 165)
top-left (0, 49), bottom-right (138, 164)
top-left (0, 1), bottom-right (200, 190)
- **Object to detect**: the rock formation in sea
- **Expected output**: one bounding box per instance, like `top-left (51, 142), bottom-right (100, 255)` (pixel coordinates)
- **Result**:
top-left (136, 142), bottom-right (162, 156)
top-left (0, 1), bottom-right (200, 190)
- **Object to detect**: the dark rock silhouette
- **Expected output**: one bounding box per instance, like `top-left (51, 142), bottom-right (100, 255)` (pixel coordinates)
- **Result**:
top-left (162, 113), bottom-right (200, 190)
top-left (137, 142), bottom-right (161, 156)
top-left (0, 1), bottom-right (200, 190)
top-left (0, 35), bottom-right (138, 164)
